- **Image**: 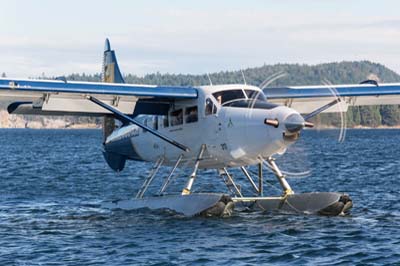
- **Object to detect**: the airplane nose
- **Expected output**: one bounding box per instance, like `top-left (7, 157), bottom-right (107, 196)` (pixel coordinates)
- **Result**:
top-left (284, 113), bottom-right (306, 133)
top-left (264, 109), bottom-right (314, 135)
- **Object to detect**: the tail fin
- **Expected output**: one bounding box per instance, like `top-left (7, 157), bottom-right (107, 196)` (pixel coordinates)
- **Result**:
top-left (101, 39), bottom-right (124, 141)
top-left (102, 38), bottom-right (125, 84)
top-left (101, 39), bottom-right (127, 172)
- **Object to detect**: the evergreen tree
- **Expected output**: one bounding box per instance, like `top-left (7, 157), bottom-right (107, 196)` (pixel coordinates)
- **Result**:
top-left (380, 106), bottom-right (400, 126)
top-left (346, 108), bottom-right (355, 127)
top-left (352, 106), bottom-right (361, 125)
top-left (360, 106), bottom-right (382, 127)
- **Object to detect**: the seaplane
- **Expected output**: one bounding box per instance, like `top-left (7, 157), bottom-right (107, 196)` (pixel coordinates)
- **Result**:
top-left (1, 39), bottom-right (400, 217)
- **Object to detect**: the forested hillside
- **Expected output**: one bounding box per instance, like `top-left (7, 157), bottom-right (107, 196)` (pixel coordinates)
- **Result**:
top-left (1, 61), bottom-right (400, 128)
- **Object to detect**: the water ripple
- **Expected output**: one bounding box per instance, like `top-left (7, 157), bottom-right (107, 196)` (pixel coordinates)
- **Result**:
top-left (0, 129), bottom-right (400, 265)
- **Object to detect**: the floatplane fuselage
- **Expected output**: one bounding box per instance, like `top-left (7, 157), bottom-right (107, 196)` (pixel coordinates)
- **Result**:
top-left (105, 84), bottom-right (299, 169)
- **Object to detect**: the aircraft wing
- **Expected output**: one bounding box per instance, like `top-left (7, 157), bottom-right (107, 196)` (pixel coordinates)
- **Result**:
top-left (0, 78), bottom-right (197, 116)
top-left (264, 82), bottom-right (400, 114)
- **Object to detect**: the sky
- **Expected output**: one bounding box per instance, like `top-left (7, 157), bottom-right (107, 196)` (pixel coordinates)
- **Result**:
top-left (1, 0), bottom-right (400, 78)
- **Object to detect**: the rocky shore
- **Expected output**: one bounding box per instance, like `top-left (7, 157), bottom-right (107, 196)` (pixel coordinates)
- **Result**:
top-left (0, 110), bottom-right (100, 129)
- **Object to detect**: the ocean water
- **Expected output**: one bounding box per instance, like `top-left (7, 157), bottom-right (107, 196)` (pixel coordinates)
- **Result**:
top-left (0, 129), bottom-right (399, 265)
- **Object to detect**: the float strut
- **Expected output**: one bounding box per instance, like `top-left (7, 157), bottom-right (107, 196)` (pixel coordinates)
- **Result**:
top-left (240, 166), bottom-right (259, 194)
top-left (265, 157), bottom-right (294, 196)
top-left (158, 154), bottom-right (183, 195)
top-left (258, 162), bottom-right (263, 196)
top-left (222, 168), bottom-right (243, 197)
top-left (136, 157), bottom-right (164, 198)
top-left (182, 144), bottom-right (206, 195)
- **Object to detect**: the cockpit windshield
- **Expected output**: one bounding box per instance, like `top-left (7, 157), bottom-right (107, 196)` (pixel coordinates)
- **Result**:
top-left (212, 90), bottom-right (245, 105)
top-left (244, 90), bottom-right (266, 102)
top-left (212, 89), bottom-right (266, 106)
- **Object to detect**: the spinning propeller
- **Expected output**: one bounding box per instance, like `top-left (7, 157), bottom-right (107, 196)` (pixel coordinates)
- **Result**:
top-left (259, 73), bottom-right (348, 179)
top-left (264, 98), bottom-right (342, 132)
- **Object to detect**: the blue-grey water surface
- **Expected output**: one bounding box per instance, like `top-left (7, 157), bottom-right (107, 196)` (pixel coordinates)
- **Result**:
top-left (0, 129), bottom-right (399, 265)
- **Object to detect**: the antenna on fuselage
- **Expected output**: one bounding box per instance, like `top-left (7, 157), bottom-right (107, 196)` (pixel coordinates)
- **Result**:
top-left (259, 71), bottom-right (287, 90)
top-left (207, 73), bottom-right (213, 86)
top-left (241, 69), bottom-right (247, 85)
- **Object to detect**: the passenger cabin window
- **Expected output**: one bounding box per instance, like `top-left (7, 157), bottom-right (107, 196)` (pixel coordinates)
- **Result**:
top-left (185, 106), bottom-right (198, 123)
top-left (162, 115), bottom-right (169, 128)
top-left (205, 98), bottom-right (217, 115)
top-left (170, 109), bottom-right (183, 126)
top-left (153, 116), bottom-right (158, 130)
top-left (212, 90), bottom-right (246, 105)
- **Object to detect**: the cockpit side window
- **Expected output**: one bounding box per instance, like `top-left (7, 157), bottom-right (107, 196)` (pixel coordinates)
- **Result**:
top-left (244, 90), bottom-right (266, 102)
top-left (143, 118), bottom-right (148, 133)
top-left (162, 115), bottom-right (169, 128)
top-left (212, 90), bottom-right (246, 105)
top-left (170, 109), bottom-right (183, 126)
top-left (205, 98), bottom-right (217, 115)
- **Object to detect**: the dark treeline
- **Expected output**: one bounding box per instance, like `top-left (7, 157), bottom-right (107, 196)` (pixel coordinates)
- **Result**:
top-left (3, 61), bottom-right (400, 127)
top-left (64, 61), bottom-right (400, 127)
top-left (65, 60), bottom-right (400, 87)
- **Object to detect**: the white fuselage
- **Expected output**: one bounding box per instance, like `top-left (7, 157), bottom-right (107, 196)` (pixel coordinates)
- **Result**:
top-left (105, 84), bottom-right (302, 169)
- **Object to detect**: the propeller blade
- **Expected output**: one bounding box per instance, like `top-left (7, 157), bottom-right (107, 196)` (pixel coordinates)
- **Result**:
top-left (301, 80), bottom-right (347, 142)
top-left (87, 96), bottom-right (190, 152)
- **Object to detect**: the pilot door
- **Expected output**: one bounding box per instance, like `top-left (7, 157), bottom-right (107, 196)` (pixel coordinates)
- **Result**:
top-left (202, 97), bottom-right (224, 153)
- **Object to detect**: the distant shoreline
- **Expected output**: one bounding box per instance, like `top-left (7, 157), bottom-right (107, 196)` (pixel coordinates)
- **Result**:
top-left (313, 125), bottom-right (400, 130)
top-left (0, 124), bottom-right (101, 129)
top-left (1, 108), bottom-right (399, 130)
top-left (1, 125), bottom-right (399, 130)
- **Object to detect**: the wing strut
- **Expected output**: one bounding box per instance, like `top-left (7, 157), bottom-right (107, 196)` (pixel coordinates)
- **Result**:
top-left (303, 98), bottom-right (341, 120)
top-left (87, 96), bottom-right (190, 152)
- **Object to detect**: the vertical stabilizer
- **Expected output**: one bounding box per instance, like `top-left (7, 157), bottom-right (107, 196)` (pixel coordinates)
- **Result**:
top-left (102, 38), bottom-right (125, 84)
top-left (102, 39), bottom-right (125, 141)
top-left (101, 39), bottom-right (127, 172)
